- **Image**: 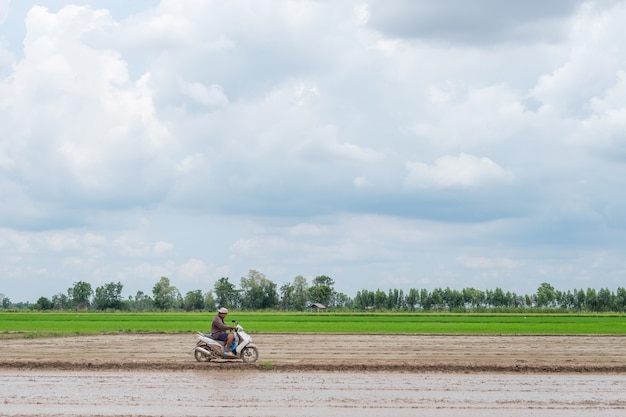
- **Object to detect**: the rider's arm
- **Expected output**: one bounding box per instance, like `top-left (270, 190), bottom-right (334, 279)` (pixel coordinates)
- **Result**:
top-left (211, 316), bottom-right (230, 332)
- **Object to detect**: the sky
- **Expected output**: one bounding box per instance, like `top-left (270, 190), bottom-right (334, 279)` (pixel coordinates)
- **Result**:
top-left (1, 0), bottom-right (626, 304)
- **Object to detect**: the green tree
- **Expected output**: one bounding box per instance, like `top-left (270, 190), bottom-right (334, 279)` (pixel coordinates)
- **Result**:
top-left (279, 282), bottom-right (294, 311)
top-left (430, 288), bottom-right (445, 310)
top-left (183, 290), bottom-right (205, 311)
top-left (486, 287), bottom-right (506, 308)
top-left (240, 270), bottom-right (278, 310)
top-left (152, 277), bottom-right (181, 311)
top-left (308, 275), bottom-right (334, 306)
top-left (536, 282), bottom-right (556, 308)
top-left (420, 288), bottom-right (432, 310)
top-left (292, 275), bottom-right (309, 311)
top-left (462, 287), bottom-right (485, 309)
top-left (131, 290), bottom-right (153, 311)
top-left (574, 289), bottom-right (586, 311)
top-left (597, 287), bottom-right (613, 312)
top-left (560, 290), bottom-right (575, 309)
top-left (615, 287), bottom-right (626, 312)
top-left (93, 282), bottom-right (124, 310)
top-left (405, 288), bottom-right (420, 311)
top-left (332, 292), bottom-right (352, 309)
top-left (387, 288), bottom-right (404, 310)
top-left (204, 290), bottom-right (216, 311)
top-left (34, 296), bottom-right (54, 310)
top-left (51, 293), bottom-right (69, 310)
top-left (214, 277), bottom-right (240, 309)
top-left (585, 288), bottom-right (598, 311)
top-left (68, 281), bottom-right (93, 310)
top-left (373, 289), bottom-right (387, 310)
top-left (353, 289), bottom-right (374, 310)
top-left (1, 294), bottom-right (11, 309)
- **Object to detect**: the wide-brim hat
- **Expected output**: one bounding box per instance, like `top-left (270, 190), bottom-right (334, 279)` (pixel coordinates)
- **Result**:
top-left (218, 307), bottom-right (228, 314)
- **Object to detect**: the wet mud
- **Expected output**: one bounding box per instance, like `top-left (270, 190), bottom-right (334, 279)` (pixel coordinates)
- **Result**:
top-left (1, 333), bottom-right (625, 373)
top-left (1, 334), bottom-right (626, 416)
top-left (2, 370), bottom-right (626, 416)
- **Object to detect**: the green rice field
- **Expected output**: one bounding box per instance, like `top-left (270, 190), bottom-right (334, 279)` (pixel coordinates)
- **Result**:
top-left (1, 312), bottom-right (625, 337)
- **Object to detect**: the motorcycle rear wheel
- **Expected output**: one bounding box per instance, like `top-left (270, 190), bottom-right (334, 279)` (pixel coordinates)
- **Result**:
top-left (194, 347), bottom-right (211, 362)
top-left (241, 346), bottom-right (259, 363)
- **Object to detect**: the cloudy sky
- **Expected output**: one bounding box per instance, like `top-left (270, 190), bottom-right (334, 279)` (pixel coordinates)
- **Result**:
top-left (2, 0), bottom-right (626, 303)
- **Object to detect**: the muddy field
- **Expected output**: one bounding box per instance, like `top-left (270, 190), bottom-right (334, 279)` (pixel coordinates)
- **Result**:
top-left (1, 334), bottom-right (626, 416)
top-left (1, 333), bottom-right (625, 372)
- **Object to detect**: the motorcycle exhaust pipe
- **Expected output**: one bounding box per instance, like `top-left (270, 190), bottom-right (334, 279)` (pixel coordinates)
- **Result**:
top-left (195, 346), bottom-right (213, 356)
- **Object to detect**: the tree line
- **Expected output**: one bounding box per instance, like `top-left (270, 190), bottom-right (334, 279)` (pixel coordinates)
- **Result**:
top-left (2, 271), bottom-right (626, 313)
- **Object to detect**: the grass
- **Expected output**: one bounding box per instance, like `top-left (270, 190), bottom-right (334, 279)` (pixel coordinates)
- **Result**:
top-left (1, 311), bottom-right (626, 338)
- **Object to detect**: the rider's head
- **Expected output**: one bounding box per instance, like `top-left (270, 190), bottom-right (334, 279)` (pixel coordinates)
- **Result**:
top-left (218, 307), bottom-right (228, 316)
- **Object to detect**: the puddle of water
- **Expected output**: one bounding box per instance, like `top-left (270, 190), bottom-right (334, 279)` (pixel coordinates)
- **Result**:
top-left (1, 371), bottom-right (626, 416)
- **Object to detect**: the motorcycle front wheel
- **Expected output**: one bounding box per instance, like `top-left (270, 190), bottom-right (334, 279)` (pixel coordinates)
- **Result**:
top-left (241, 346), bottom-right (259, 363)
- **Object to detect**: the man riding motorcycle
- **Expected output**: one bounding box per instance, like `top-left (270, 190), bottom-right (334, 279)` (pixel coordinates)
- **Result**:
top-left (211, 307), bottom-right (237, 357)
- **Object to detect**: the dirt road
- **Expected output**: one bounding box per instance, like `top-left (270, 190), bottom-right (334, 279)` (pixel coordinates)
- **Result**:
top-left (1, 333), bottom-right (625, 372)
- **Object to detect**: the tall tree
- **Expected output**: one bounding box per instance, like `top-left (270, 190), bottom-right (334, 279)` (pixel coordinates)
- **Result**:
top-left (536, 282), bottom-right (556, 308)
top-left (308, 275), bottom-right (334, 306)
top-left (68, 281), bottom-right (93, 310)
top-left (405, 288), bottom-right (420, 311)
top-left (34, 296), bottom-right (54, 310)
top-left (1, 295), bottom-right (11, 309)
top-left (463, 287), bottom-right (485, 309)
top-left (353, 289), bottom-right (375, 310)
top-left (152, 277), bottom-right (181, 311)
top-left (331, 292), bottom-right (352, 309)
top-left (585, 288), bottom-right (598, 311)
top-left (93, 282), bottom-right (124, 310)
top-left (213, 277), bottom-right (239, 309)
top-left (183, 290), bottom-right (205, 311)
top-left (373, 289), bottom-right (387, 310)
top-left (420, 288), bottom-right (432, 310)
top-left (240, 270), bottom-right (278, 310)
top-left (52, 293), bottom-right (69, 310)
top-left (280, 282), bottom-right (294, 311)
top-left (430, 288), bottom-right (444, 310)
top-left (204, 290), bottom-right (216, 311)
top-left (132, 290), bottom-right (153, 311)
top-left (292, 275), bottom-right (309, 311)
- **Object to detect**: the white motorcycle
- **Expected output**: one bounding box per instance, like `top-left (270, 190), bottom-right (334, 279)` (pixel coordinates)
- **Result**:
top-left (194, 321), bottom-right (259, 363)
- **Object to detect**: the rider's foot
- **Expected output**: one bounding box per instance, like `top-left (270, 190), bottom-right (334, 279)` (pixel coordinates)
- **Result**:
top-left (223, 351), bottom-right (235, 357)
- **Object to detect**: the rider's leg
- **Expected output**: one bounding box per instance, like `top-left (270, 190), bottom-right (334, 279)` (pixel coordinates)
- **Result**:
top-left (225, 333), bottom-right (234, 353)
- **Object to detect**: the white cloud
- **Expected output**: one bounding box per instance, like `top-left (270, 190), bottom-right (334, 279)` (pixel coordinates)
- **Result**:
top-left (177, 258), bottom-right (208, 281)
top-left (0, 2), bottom-right (14, 77)
top-left (456, 256), bottom-right (518, 269)
top-left (405, 153), bottom-right (514, 189)
top-left (353, 176), bottom-right (372, 188)
top-left (3, 0), bottom-right (626, 303)
top-left (1, 5), bottom-right (174, 212)
top-left (178, 79), bottom-right (229, 108)
top-left (0, 228), bottom-right (107, 255)
top-left (410, 83), bottom-right (532, 152)
top-left (532, 2), bottom-right (626, 119)
top-left (366, 0), bottom-right (583, 45)
top-left (0, 0), bottom-right (8, 24)
top-left (153, 241), bottom-right (173, 255)
top-left (287, 223), bottom-right (325, 236)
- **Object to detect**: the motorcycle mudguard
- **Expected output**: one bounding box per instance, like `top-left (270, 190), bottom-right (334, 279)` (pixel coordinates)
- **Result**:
top-left (236, 342), bottom-right (257, 354)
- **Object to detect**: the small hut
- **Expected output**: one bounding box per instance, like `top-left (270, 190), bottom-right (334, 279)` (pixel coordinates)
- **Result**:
top-left (309, 303), bottom-right (326, 312)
